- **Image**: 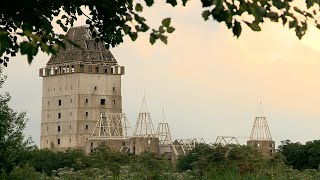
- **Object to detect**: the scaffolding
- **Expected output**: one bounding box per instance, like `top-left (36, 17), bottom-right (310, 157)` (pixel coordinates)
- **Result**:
top-left (214, 136), bottom-right (241, 146)
top-left (133, 96), bottom-right (157, 137)
top-left (249, 117), bottom-right (273, 141)
top-left (90, 113), bottom-right (132, 140)
top-left (157, 123), bottom-right (172, 145)
top-left (249, 102), bottom-right (273, 141)
top-left (172, 138), bottom-right (206, 155)
top-left (157, 108), bottom-right (172, 145)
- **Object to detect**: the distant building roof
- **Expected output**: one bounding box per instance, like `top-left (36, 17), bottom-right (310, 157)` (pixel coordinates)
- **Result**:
top-left (47, 26), bottom-right (117, 66)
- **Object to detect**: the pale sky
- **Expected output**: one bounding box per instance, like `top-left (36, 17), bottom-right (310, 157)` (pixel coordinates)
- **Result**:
top-left (3, 1), bottom-right (320, 146)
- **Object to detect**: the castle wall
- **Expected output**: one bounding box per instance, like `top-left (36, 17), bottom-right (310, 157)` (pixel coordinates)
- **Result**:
top-left (247, 140), bottom-right (275, 157)
top-left (130, 137), bottom-right (159, 155)
top-left (40, 71), bottom-right (123, 151)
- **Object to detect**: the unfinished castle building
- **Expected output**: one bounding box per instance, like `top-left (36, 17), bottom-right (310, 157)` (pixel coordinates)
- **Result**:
top-left (39, 26), bottom-right (124, 151)
top-left (39, 26), bottom-right (276, 159)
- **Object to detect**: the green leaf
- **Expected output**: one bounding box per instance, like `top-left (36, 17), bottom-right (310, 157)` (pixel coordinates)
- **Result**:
top-left (166, 0), bottom-right (177, 7)
top-left (201, 0), bottom-right (213, 7)
top-left (162, 18), bottom-right (171, 27)
top-left (289, 20), bottom-right (297, 29)
top-left (20, 42), bottom-right (31, 55)
top-left (306, 0), bottom-right (315, 9)
top-left (273, 0), bottom-right (286, 9)
top-left (135, 25), bottom-right (141, 31)
top-left (267, 12), bottom-right (279, 22)
top-left (135, 3), bottom-right (143, 12)
top-left (150, 33), bottom-right (157, 44)
top-left (167, 26), bottom-right (175, 33)
top-left (140, 23), bottom-right (150, 32)
top-left (123, 24), bottom-right (131, 34)
top-left (144, 0), bottom-right (154, 6)
top-left (22, 23), bottom-right (33, 36)
top-left (202, 10), bottom-right (210, 21)
top-left (129, 32), bottom-right (138, 41)
top-left (245, 21), bottom-right (261, 31)
top-left (182, 0), bottom-right (188, 6)
top-left (41, 43), bottom-right (49, 53)
top-left (281, 15), bottom-right (287, 26)
top-left (20, 41), bottom-right (37, 64)
top-left (159, 26), bottom-right (165, 33)
top-left (159, 35), bottom-right (168, 44)
top-left (232, 21), bottom-right (242, 38)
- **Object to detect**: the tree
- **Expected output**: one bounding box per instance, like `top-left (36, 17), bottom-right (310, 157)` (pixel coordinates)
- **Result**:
top-left (279, 140), bottom-right (320, 170)
top-left (0, 67), bottom-right (31, 174)
top-left (129, 151), bottom-right (172, 179)
top-left (0, 0), bottom-right (320, 66)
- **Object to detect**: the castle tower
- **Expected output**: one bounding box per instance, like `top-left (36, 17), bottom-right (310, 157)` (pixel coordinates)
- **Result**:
top-left (39, 26), bottom-right (125, 151)
top-left (247, 102), bottom-right (275, 157)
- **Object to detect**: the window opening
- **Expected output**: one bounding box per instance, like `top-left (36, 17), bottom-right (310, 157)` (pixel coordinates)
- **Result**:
top-left (80, 64), bottom-right (84, 72)
top-left (100, 99), bottom-right (106, 105)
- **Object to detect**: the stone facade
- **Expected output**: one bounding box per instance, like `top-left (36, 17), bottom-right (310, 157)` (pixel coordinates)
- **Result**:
top-left (247, 140), bottom-right (275, 157)
top-left (39, 26), bottom-right (124, 151)
top-left (130, 137), bottom-right (159, 155)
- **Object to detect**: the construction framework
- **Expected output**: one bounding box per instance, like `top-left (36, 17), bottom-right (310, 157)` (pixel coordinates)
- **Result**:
top-left (157, 108), bottom-right (172, 145)
top-left (249, 116), bottom-right (273, 141)
top-left (133, 96), bottom-right (157, 137)
top-left (171, 138), bottom-right (206, 155)
top-left (157, 123), bottom-right (172, 145)
top-left (214, 136), bottom-right (241, 146)
top-left (90, 113), bottom-right (132, 140)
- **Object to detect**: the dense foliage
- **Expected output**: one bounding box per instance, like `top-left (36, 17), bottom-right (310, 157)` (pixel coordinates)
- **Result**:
top-left (279, 139), bottom-right (320, 171)
top-left (0, 67), bottom-right (32, 174)
top-left (1, 0), bottom-right (320, 66)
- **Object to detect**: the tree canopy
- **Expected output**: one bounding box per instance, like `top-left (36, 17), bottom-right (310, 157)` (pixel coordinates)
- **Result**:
top-left (279, 140), bottom-right (320, 170)
top-left (0, 67), bottom-right (32, 174)
top-left (1, 0), bottom-right (320, 66)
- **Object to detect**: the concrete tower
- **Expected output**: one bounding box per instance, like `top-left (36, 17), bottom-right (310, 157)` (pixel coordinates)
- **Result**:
top-left (39, 26), bottom-right (125, 151)
top-left (247, 102), bottom-right (275, 157)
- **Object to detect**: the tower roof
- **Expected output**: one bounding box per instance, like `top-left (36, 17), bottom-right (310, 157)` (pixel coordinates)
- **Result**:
top-left (47, 26), bottom-right (117, 66)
